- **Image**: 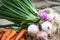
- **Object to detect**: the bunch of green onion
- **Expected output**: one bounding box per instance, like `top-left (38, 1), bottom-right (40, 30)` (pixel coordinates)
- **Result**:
top-left (0, 0), bottom-right (40, 28)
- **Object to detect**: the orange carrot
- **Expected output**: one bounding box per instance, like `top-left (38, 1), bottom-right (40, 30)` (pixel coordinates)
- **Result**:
top-left (20, 37), bottom-right (25, 40)
top-left (4, 29), bottom-right (12, 32)
top-left (1, 29), bottom-right (12, 40)
top-left (16, 29), bottom-right (27, 40)
top-left (0, 28), bottom-right (5, 33)
top-left (6, 30), bottom-right (17, 40)
top-left (11, 33), bottom-right (17, 40)
top-left (0, 33), bottom-right (4, 39)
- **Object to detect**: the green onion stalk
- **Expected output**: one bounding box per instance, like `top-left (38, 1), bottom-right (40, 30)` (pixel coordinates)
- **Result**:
top-left (0, 0), bottom-right (40, 29)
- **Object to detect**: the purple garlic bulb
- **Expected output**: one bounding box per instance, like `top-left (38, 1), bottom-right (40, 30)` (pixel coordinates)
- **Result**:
top-left (39, 8), bottom-right (54, 21)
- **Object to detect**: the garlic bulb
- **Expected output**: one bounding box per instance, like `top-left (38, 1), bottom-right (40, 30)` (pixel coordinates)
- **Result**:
top-left (54, 13), bottom-right (60, 23)
top-left (40, 8), bottom-right (54, 21)
top-left (27, 24), bottom-right (39, 34)
top-left (52, 26), bottom-right (57, 33)
top-left (51, 13), bottom-right (60, 31)
top-left (54, 13), bottom-right (60, 30)
top-left (41, 21), bottom-right (53, 34)
top-left (37, 30), bottom-right (48, 40)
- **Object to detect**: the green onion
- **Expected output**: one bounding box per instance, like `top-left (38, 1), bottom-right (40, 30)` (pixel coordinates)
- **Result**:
top-left (0, 0), bottom-right (40, 28)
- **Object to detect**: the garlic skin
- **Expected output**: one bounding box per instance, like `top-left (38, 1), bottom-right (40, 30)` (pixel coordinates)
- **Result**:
top-left (41, 21), bottom-right (57, 35)
top-left (41, 21), bottom-right (53, 34)
top-left (54, 13), bottom-right (60, 23)
top-left (51, 13), bottom-right (60, 32)
top-left (52, 26), bottom-right (57, 33)
top-left (40, 8), bottom-right (54, 21)
top-left (54, 13), bottom-right (60, 30)
top-left (27, 24), bottom-right (39, 34)
top-left (37, 30), bottom-right (48, 40)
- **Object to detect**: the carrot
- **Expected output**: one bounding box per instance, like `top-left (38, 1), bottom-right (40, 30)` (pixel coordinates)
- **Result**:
top-left (20, 37), bottom-right (25, 40)
top-left (16, 29), bottom-right (27, 40)
top-left (1, 29), bottom-right (12, 40)
top-left (6, 30), bottom-right (17, 40)
top-left (0, 28), bottom-right (5, 33)
top-left (4, 29), bottom-right (12, 32)
top-left (0, 33), bottom-right (4, 39)
top-left (11, 33), bottom-right (17, 40)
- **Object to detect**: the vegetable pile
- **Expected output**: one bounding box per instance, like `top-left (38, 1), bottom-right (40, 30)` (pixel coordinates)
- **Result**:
top-left (0, 0), bottom-right (60, 40)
